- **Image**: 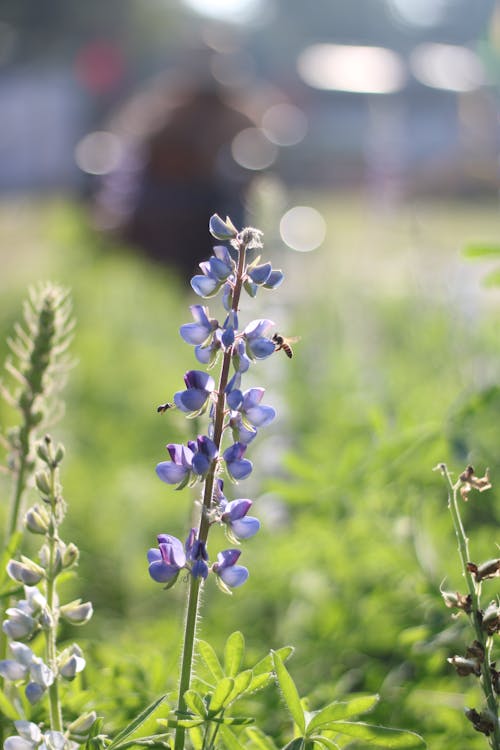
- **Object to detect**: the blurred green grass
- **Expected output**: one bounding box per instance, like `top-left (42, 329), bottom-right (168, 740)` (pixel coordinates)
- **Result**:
top-left (1, 194), bottom-right (500, 746)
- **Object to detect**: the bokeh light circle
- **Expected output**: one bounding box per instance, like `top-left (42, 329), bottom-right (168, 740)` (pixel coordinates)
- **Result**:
top-left (231, 128), bottom-right (278, 170)
top-left (74, 131), bottom-right (123, 175)
top-left (279, 206), bottom-right (326, 252)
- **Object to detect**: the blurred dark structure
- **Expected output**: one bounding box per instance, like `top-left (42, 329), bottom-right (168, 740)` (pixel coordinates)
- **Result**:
top-left (0, 0), bottom-right (498, 253)
top-left (108, 81), bottom-right (254, 274)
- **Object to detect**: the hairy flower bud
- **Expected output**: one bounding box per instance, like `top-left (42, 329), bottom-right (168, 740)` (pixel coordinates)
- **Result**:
top-left (24, 504), bottom-right (51, 535)
top-left (67, 711), bottom-right (97, 738)
top-left (59, 599), bottom-right (93, 626)
top-left (61, 542), bottom-right (79, 569)
top-left (7, 557), bottom-right (45, 586)
top-left (35, 470), bottom-right (51, 496)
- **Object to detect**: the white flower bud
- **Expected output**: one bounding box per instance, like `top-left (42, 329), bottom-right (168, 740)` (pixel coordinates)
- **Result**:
top-left (59, 600), bottom-right (93, 626)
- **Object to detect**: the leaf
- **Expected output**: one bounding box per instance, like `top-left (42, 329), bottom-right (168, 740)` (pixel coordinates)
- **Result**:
top-left (253, 646), bottom-right (294, 676)
top-left (0, 689), bottom-right (21, 720)
top-left (331, 722), bottom-right (426, 748)
top-left (188, 724), bottom-right (204, 750)
top-left (463, 243), bottom-right (500, 258)
top-left (157, 717), bottom-right (203, 729)
top-left (183, 690), bottom-right (207, 718)
top-left (247, 672), bottom-right (273, 693)
top-left (198, 639), bottom-right (225, 682)
top-left (282, 739), bottom-right (304, 750)
top-left (272, 650), bottom-right (306, 734)
top-left (107, 694), bottom-right (169, 750)
top-left (209, 677), bottom-right (235, 714)
top-left (307, 695), bottom-right (379, 732)
top-left (307, 738), bottom-right (339, 750)
top-left (245, 727), bottom-right (279, 750)
top-left (224, 631), bottom-right (245, 677)
top-left (227, 669), bottom-right (253, 703)
top-left (219, 724), bottom-right (248, 750)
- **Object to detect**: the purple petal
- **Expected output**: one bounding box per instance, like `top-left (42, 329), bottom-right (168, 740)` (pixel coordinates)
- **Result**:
top-left (147, 549), bottom-right (162, 564)
top-left (192, 452), bottom-right (210, 476)
top-left (174, 389), bottom-right (209, 413)
top-left (227, 458), bottom-right (252, 480)
top-left (231, 516), bottom-right (260, 539)
top-left (219, 565), bottom-right (249, 588)
top-left (224, 499), bottom-right (252, 520)
top-left (217, 549), bottom-right (242, 568)
top-left (184, 370), bottom-right (215, 391)
top-left (245, 405), bottom-right (276, 427)
top-left (191, 275), bottom-right (220, 298)
top-left (242, 388), bottom-right (265, 408)
top-left (249, 262), bottom-right (272, 284)
top-left (209, 213), bottom-right (238, 240)
top-left (244, 319), bottom-right (275, 338)
top-left (195, 345), bottom-right (214, 364)
top-left (156, 461), bottom-right (189, 484)
top-left (227, 389), bottom-right (243, 410)
top-left (148, 560), bottom-right (180, 583)
top-left (247, 337), bottom-right (276, 359)
top-left (209, 256), bottom-right (232, 281)
top-left (180, 323), bottom-right (211, 345)
top-left (167, 443), bottom-right (194, 466)
top-left (263, 270), bottom-right (284, 289)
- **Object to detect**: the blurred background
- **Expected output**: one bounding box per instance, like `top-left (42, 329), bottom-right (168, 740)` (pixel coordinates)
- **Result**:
top-left (2, 1), bottom-right (500, 747)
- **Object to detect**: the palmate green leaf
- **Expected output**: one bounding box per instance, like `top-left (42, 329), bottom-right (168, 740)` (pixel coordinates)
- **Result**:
top-left (463, 243), bottom-right (500, 258)
top-left (157, 717), bottom-right (203, 729)
top-left (198, 639), bottom-right (225, 682)
top-left (282, 739), bottom-right (304, 750)
top-left (272, 650), bottom-right (306, 735)
top-left (307, 695), bottom-right (379, 733)
top-left (106, 694), bottom-right (169, 750)
top-left (308, 738), bottom-right (339, 750)
top-left (183, 690), bottom-right (207, 718)
top-left (224, 631), bottom-right (245, 677)
top-left (209, 677), bottom-right (235, 714)
top-left (331, 722), bottom-right (426, 748)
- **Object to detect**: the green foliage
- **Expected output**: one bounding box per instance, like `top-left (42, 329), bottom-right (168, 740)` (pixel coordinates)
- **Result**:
top-left (2, 197), bottom-right (500, 747)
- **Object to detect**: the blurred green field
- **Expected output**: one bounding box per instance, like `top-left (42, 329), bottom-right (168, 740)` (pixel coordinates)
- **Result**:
top-left (1, 194), bottom-right (500, 747)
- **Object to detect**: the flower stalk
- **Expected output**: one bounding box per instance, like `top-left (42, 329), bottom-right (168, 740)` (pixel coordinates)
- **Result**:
top-left (147, 215), bottom-right (284, 750)
top-left (438, 463), bottom-right (500, 748)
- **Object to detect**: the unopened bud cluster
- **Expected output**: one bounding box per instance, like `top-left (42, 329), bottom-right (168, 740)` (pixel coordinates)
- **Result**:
top-left (148, 215), bottom-right (287, 593)
top-left (1, 435), bottom-right (94, 744)
top-left (440, 464), bottom-right (500, 742)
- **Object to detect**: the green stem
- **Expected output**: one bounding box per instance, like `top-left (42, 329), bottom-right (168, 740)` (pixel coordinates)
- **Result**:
top-left (45, 457), bottom-right (63, 732)
top-left (442, 465), bottom-right (500, 749)
top-left (173, 236), bottom-right (248, 750)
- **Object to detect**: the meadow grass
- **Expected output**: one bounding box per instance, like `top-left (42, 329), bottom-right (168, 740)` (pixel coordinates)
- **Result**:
top-left (1, 193), bottom-right (500, 746)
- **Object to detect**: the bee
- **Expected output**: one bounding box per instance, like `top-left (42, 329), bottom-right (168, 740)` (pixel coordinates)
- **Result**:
top-left (272, 333), bottom-right (299, 359)
top-left (157, 402), bottom-right (174, 414)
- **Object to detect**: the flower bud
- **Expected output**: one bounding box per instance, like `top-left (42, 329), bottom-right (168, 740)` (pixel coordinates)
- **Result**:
top-left (24, 504), bottom-right (50, 535)
top-left (35, 471), bottom-right (51, 497)
top-left (448, 655), bottom-right (481, 677)
top-left (482, 602), bottom-right (500, 635)
top-left (54, 444), bottom-right (65, 464)
top-left (0, 659), bottom-right (28, 681)
top-left (7, 558), bottom-right (45, 586)
top-left (29, 656), bottom-right (54, 687)
top-left (61, 542), bottom-right (79, 569)
top-left (59, 649), bottom-right (86, 682)
top-left (67, 711), bottom-right (97, 738)
top-left (3, 608), bottom-right (37, 640)
top-left (25, 681), bottom-right (45, 705)
top-left (13, 721), bottom-right (42, 743)
top-left (59, 599), bottom-right (93, 626)
top-left (36, 441), bottom-right (50, 463)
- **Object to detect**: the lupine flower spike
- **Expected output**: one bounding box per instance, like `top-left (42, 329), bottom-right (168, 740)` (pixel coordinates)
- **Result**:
top-left (148, 214), bottom-right (286, 750)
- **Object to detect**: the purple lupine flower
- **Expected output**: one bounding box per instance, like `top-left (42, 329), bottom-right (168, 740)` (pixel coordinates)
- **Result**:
top-left (229, 414), bottom-right (258, 444)
top-left (231, 339), bottom-right (251, 373)
top-left (180, 305), bottom-right (218, 345)
top-left (237, 388), bottom-right (276, 428)
top-left (191, 435), bottom-right (218, 477)
top-left (191, 245), bottom-right (235, 298)
top-left (185, 529), bottom-right (209, 580)
top-left (148, 534), bottom-right (187, 583)
top-left (156, 443), bottom-right (194, 487)
top-left (195, 334), bottom-right (222, 366)
top-left (221, 310), bottom-right (238, 349)
top-left (243, 319), bottom-right (276, 360)
top-left (174, 370), bottom-right (215, 414)
top-left (220, 498), bottom-right (260, 540)
top-left (209, 214), bottom-right (238, 241)
top-left (223, 442), bottom-right (253, 481)
top-left (213, 549), bottom-right (249, 588)
top-left (263, 269), bottom-right (284, 289)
